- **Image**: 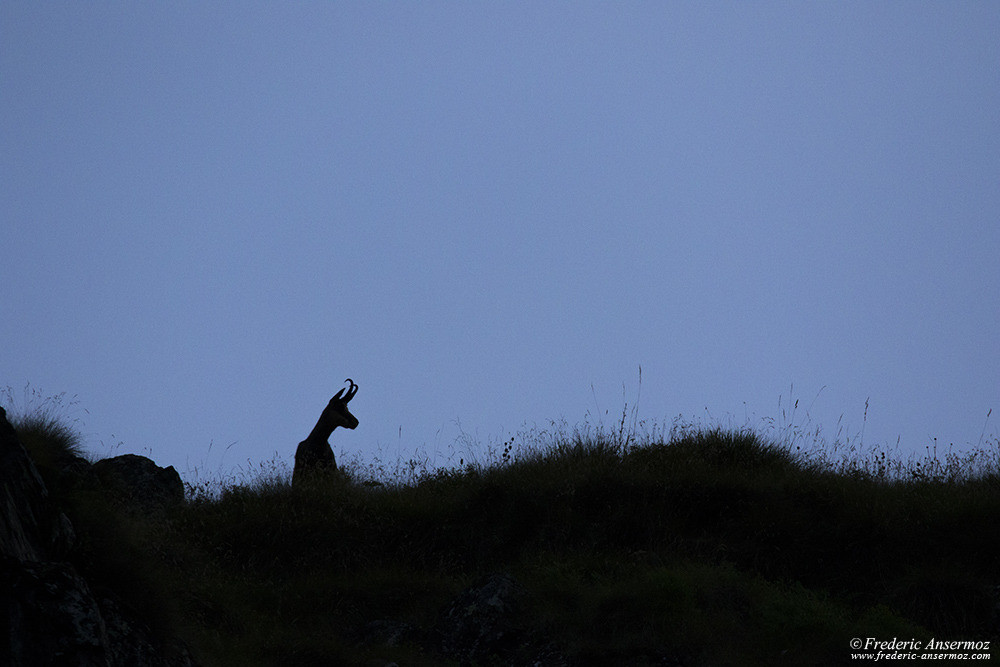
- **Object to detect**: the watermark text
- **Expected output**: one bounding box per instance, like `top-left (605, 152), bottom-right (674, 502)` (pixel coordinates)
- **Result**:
top-left (849, 637), bottom-right (991, 661)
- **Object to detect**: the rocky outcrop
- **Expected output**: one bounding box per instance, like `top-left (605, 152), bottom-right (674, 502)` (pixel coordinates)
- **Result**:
top-left (92, 454), bottom-right (184, 513)
top-left (0, 406), bottom-right (197, 666)
top-left (0, 406), bottom-right (73, 562)
top-left (4, 559), bottom-right (110, 666)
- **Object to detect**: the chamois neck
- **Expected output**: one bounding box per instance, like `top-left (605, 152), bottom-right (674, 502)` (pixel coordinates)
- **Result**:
top-left (306, 418), bottom-right (336, 443)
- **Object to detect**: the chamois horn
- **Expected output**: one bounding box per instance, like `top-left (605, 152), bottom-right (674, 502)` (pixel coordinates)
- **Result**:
top-left (344, 378), bottom-right (358, 402)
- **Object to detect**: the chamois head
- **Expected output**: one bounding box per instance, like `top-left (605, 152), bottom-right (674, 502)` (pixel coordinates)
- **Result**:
top-left (323, 378), bottom-right (359, 432)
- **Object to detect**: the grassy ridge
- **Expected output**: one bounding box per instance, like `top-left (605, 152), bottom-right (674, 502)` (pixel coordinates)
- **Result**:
top-left (9, 403), bottom-right (1000, 666)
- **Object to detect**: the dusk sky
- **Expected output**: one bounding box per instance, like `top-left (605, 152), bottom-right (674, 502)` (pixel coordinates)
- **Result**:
top-left (3, 3), bottom-right (998, 482)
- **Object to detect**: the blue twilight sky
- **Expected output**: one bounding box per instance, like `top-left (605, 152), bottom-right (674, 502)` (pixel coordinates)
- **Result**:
top-left (2, 3), bottom-right (998, 480)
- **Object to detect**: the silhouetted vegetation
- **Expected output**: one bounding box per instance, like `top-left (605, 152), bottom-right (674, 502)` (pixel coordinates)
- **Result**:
top-left (7, 392), bottom-right (999, 665)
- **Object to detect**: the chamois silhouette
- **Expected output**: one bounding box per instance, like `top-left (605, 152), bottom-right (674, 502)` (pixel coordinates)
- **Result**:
top-left (293, 379), bottom-right (359, 485)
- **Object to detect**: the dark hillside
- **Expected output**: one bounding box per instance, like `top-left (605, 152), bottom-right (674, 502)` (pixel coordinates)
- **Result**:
top-left (8, 410), bottom-right (999, 666)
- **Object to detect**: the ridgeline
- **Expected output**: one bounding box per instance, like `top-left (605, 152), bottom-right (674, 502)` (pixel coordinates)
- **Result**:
top-left (6, 408), bottom-right (999, 666)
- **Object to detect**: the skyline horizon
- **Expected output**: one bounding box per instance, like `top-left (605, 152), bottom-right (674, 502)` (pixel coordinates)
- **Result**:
top-left (4, 4), bottom-right (997, 480)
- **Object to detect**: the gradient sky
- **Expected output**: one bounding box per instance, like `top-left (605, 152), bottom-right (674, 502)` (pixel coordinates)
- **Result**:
top-left (3, 3), bottom-right (998, 481)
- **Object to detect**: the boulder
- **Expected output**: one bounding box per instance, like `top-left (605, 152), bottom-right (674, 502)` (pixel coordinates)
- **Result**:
top-left (92, 454), bottom-right (185, 512)
top-left (2, 559), bottom-right (198, 667)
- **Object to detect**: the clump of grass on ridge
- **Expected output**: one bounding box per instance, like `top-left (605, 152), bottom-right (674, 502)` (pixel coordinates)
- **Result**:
top-left (2, 384), bottom-right (89, 469)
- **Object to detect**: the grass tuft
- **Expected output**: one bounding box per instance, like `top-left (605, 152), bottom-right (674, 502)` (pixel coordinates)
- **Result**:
top-left (3, 385), bottom-right (88, 465)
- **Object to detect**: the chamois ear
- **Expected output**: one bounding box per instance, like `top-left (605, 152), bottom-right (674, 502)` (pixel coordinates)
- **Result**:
top-left (332, 388), bottom-right (346, 401)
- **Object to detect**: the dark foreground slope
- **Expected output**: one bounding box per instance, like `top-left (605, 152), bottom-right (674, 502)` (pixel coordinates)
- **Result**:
top-left (13, 418), bottom-right (1000, 665)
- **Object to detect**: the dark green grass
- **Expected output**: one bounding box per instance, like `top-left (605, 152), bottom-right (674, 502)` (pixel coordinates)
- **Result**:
top-left (7, 398), bottom-right (999, 665)
top-left (163, 428), bottom-right (999, 664)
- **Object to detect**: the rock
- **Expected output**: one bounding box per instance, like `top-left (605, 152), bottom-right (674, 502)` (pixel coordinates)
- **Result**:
top-left (438, 572), bottom-right (526, 662)
top-left (99, 594), bottom-right (198, 667)
top-left (2, 559), bottom-right (198, 667)
top-left (0, 406), bottom-right (72, 561)
top-left (0, 406), bottom-right (198, 666)
top-left (359, 573), bottom-right (566, 666)
top-left (92, 454), bottom-right (185, 512)
top-left (2, 559), bottom-right (108, 666)
top-left (437, 573), bottom-right (567, 666)
top-left (359, 619), bottom-right (425, 648)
